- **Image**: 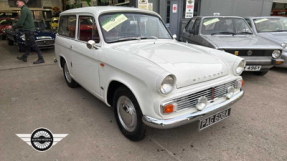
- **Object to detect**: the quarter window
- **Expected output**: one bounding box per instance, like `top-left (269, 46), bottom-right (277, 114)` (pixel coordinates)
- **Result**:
top-left (192, 19), bottom-right (201, 35)
top-left (78, 16), bottom-right (100, 43)
top-left (58, 15), bottom-right (76, 38)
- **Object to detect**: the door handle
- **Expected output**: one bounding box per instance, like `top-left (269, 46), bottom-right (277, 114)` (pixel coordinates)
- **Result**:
top-left (69, 45), bottom-right (73, 49)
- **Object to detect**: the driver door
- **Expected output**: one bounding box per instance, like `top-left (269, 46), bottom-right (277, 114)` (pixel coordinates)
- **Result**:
top-left (71, 15), bottom-right (102, 97)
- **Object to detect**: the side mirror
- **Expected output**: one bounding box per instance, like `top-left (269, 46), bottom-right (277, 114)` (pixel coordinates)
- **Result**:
top-left (87, 40), bottom-right (95, 49)
top-left (173, 34), bottom-right (177, 40)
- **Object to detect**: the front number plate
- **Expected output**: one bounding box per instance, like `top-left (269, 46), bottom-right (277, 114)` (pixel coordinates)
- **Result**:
top-left (245, 65), bottom-right (261, 71)
top-left (199, 108), bottom-right (231, 131)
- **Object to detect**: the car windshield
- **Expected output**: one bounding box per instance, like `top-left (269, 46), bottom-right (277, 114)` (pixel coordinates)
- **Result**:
top-left (52, 20), bottom-right (59, 23)
top-left (253, 17), bottom-right (287, 32)
top-left (99, 13), bottom-right (172, 43)
top-left (201, 18), bottom-right (252, 35)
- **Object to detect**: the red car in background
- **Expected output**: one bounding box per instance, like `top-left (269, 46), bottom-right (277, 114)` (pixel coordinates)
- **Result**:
top-left (0, 18), bottom-right (17, 40)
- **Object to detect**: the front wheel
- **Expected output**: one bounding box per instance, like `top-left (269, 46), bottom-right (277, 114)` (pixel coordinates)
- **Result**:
top-left (254, 71), bottom-right (268, 76)
top-left (113, 86), bottom-right (147, 141)
top-left (63, 61), bottom-right (79, 88)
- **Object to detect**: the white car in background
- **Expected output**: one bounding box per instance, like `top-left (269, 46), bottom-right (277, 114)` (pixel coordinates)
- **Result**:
top-left (245, 16), bottom-right (287, 68)
top-left (55, 7), bottom-right (245, 141)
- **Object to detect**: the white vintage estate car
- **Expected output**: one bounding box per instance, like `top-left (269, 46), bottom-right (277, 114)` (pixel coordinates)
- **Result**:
top-left (55, 7), bottom-right (245, 141)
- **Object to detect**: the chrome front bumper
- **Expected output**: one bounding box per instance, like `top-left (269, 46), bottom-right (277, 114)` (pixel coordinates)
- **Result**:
top-left (142, 90), bottom-right (244, 129)
top-left (241, 56), bottom-right (284, 65)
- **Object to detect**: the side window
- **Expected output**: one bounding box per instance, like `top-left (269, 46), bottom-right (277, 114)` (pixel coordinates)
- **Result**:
top-left (186, 18), bottom-right (195, 32)
top-left (58, 15), bottom-right (76, 38)
top-left (192, 19), bottom-right (201, 35)
top-left (78, 16), bottom-right (100, 43)
top-left (245, 19), bottom-right (252, 27)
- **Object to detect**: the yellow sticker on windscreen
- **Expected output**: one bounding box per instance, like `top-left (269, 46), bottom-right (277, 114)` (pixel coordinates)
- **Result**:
top-left (254, 18), bottom-right (268, 24)
top-left (203, 18), bottom-right (220, 26)
top-left (102, 14), bottom-right (128, 32)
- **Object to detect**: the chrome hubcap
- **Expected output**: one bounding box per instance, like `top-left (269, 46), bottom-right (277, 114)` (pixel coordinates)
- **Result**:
top-left (64, 63), bottom-right (72, 83)
top-left (117, 96), bottom-right (137, 132)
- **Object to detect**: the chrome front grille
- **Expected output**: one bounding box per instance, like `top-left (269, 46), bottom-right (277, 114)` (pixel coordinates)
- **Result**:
top-left (36, 40), bottom-right (55, 46)
top-left (175, 81), bottom-right (236, 111)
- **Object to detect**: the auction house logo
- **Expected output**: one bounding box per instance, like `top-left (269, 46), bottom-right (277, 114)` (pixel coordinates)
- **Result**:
top-left (16, 128), bottom-right (68, 152)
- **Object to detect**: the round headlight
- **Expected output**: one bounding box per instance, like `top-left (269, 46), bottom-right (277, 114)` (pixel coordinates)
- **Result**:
top-left (282, 43), bottom-right (287, 51)
top-left (226, 86), bottom-right (235, 99)
top-left (235, 60), bottom-right (246, 75)
top-left (272, 50), bottom-right (281, 59)
top-left (160, 75), bottom-right (175, 95)
top-left (196, 96), bottom-right (208, 110)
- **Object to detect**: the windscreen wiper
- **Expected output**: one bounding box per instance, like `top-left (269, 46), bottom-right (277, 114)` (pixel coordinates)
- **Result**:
top-left (236, 32), bottom-right (253, 35)
top-left (140, 36), bottom-right (158, 40)
top-left (211, 32), bottom-right (235, 36)
top-left (275, 30), bottom-right (287, 32)
top-left (108, 37), bottom-right (141, 43)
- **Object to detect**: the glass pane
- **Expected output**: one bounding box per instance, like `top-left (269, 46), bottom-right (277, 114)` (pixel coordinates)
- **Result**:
top-left (253, 18), bottom-right (287, 32)
top-left (68, 16), bottom-right (76, 38)
top-left (99, 13), bottom-right (171, 43)
top-left (201, 18), bottom-right (252, 35)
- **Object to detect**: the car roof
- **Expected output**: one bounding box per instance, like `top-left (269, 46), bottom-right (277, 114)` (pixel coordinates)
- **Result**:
top-left (193, 16), bottom-right (244, 19)
top-left (245, 16), bottom-right (287, 19)
top-left (60, 6), bottom-right (160, 17)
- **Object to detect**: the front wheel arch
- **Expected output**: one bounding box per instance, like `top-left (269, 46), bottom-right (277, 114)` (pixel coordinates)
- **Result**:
top-left (107, 81), bottom-right (130, 107)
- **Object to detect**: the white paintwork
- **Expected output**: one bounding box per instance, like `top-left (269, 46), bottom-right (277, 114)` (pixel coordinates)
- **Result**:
top-left (55, 7), bottom-right (244, 120)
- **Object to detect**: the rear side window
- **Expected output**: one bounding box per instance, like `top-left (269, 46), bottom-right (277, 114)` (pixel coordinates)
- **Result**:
top-left (78, 16), bottom-right (100, 43)
top-left (58, 15), bottom-right (76, 38)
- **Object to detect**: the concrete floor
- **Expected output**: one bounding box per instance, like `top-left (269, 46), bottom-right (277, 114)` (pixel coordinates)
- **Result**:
top-left (0, 40), bottom-right (287, 161)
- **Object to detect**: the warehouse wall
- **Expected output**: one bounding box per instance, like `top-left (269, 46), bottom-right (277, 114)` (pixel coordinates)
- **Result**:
top-left (0, 0), bottom-right (62, 10)
top-left (200, 0), bottom-right (273, 17)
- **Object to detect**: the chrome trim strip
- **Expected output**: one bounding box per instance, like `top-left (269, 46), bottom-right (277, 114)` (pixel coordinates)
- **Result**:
top-left (142, 90), bottom-right (244, 129)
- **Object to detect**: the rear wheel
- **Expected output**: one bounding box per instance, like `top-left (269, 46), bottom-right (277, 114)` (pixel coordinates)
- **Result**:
top-left (113, 86), bottom-right (147, 141)
top-left (254, 71), bottom-right (268, 76)
top-left (7, 39), bottom-right (14, 45)
top-left (63, 61), bottom-right (79, 88)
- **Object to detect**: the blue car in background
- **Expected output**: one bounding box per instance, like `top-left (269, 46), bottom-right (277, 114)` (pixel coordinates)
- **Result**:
top-left (5, 19), bottom-right (56, 52)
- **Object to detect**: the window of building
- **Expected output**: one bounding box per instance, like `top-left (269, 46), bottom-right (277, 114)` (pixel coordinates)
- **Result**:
top-left (58, 16), bottom-right (76, 38)
top-left (78, 16), bottom-right (100, 43)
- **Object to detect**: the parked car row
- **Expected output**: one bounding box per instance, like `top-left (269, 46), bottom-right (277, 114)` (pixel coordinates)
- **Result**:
top-left (180, 16), bottom-right (286, 75)
top-left (1, 18), bottom-right (56, 52)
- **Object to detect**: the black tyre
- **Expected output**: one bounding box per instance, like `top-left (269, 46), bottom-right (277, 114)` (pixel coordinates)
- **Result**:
top-left (17, 44), bottom-right (25, 52)
top-left (254, 71), bottom-right (268, 76)
top-left (63, 61), bottom-right (79, 88)
top-left (113, 86), bottom-right (147, 141)
top-left (7, 39), bottom-right (14, 45)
